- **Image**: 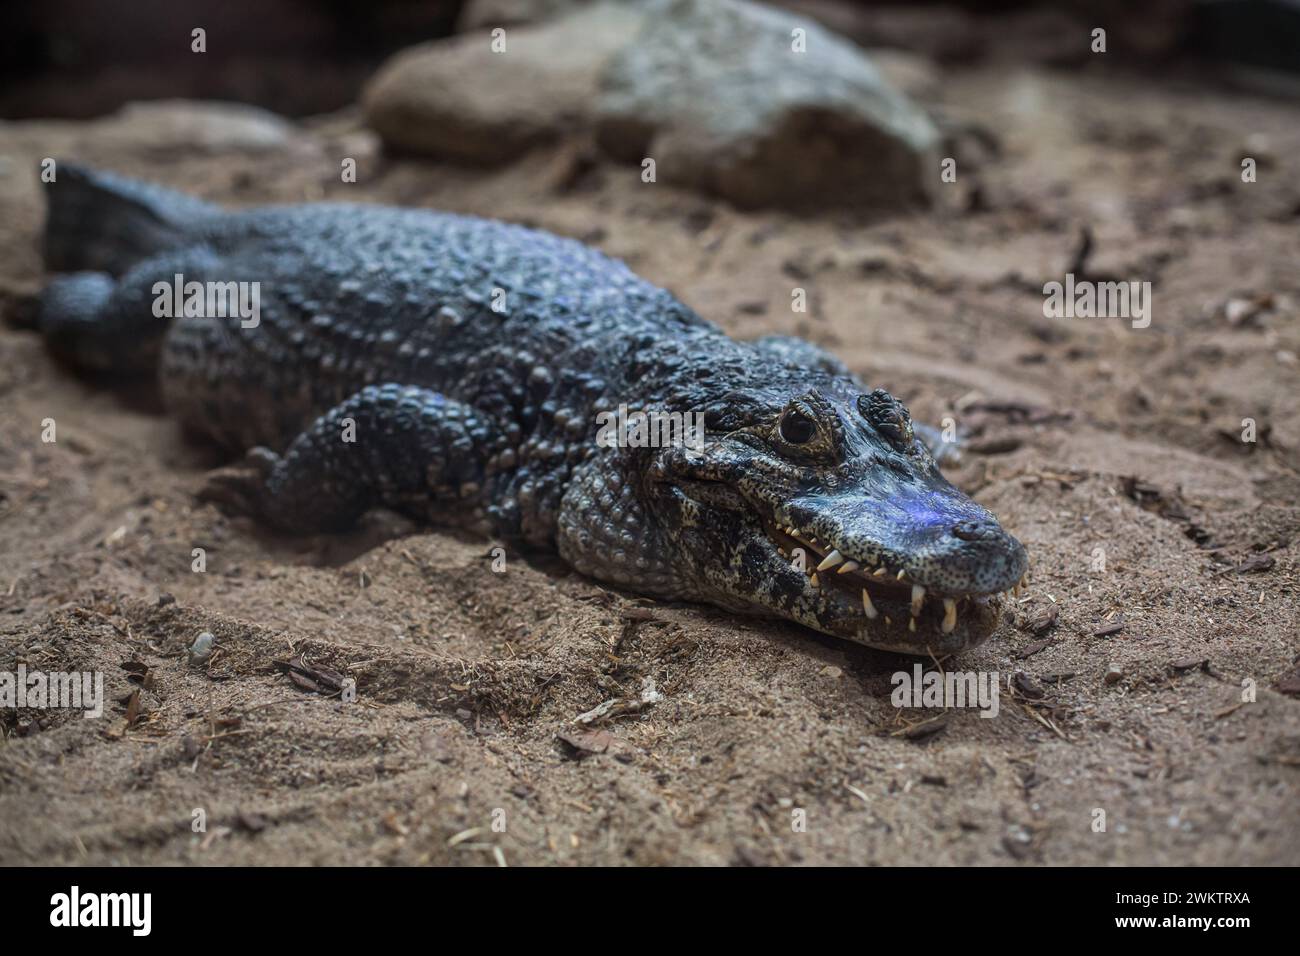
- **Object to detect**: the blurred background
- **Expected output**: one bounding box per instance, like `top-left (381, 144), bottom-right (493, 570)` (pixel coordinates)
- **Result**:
top-left (3, 0), bottom-right (1298, 121)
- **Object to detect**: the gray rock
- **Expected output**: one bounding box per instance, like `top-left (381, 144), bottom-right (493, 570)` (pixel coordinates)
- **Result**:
top-left (364, 0), bottom-right (939, 210)
top-left (188, 631), bottom-right (215, 666)
top-left (363, 3), bottom-right (643, 164)
top-left (596, 0), bottom-right (939, 210)
top-left (91, 101), bottom-right (296, 153)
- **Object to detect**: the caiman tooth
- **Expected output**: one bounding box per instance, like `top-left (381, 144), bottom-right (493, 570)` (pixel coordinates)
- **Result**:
top-left (873, 567), bottom-right (886, 577)
top-left (897, 569), bottom-right (907, 582)
top-left (908, 618), bottom-right (917, 633)
top-left (837, 560), bottom-right (860, 575)
top-left (817, 550), bottom-right (844, 572)
top-left (911, 584), bottom-right (925, 617)
top-left (861, 588), bottom-right (878, 619)
top-left (942, 598), bottom-right (957, 634)
top-left (810, 573), bottom-right (821, 588)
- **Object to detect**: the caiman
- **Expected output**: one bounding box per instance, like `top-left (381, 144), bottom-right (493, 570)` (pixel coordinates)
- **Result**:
top-left (35, 164), bottom-right (1027, 655)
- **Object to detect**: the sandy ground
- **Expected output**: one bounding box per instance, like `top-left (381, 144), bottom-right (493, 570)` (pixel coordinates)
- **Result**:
top-left (1, 62), bottom-right (1298, 866)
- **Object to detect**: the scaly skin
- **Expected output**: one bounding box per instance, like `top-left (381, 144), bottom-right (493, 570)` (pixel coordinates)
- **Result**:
top-left (37, 164), bottom-right (1027, 655)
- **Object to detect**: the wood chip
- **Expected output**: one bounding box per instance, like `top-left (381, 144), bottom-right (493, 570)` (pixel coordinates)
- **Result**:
top-left (1022, 606), bottom-right (1059, 636)
top-left (1233, 553), bottom-right (1275, 574)
top-left (557, 728), bottom-right (622, 757)
top-left (123, 688), bottom-right (142, 726)
top-left (1276, 664), bottom-right (1300, 696)
top-left (1092, 618), bottom-right (1126, 637)
top-left (1012, 672), bottom-right (1046, 699)
top-left (966, 435), bottom-right (1022, 455)
top-left (274, 655), bottom-right (347, 695)
top-left (236, 811), bottom-right (269, 833)
top-left (1015, 638), bottom-right (1053, 659)
top-left (899, 713), bottom-right (950, 740)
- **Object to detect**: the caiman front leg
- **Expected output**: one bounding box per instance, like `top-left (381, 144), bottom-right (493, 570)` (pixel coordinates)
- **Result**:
top-left (200, 384), bottom-right (502, 532)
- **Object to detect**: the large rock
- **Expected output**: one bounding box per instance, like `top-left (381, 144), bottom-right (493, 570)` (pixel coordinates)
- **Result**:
top-left (89, 100), bottom-right (297, 153)
top-left (363, 0), bottom-right (940, 210)
top-left (363, 3), bottom-right (643, 164)
top-left (596, 0), bottom-right (939, 210)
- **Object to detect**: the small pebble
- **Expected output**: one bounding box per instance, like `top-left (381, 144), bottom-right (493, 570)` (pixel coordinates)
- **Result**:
top-left (188, 631), bottom-right (215, 666)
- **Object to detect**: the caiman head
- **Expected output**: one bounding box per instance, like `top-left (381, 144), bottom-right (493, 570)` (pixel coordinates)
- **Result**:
top-left (560, 375), bottom-right (1028, 656)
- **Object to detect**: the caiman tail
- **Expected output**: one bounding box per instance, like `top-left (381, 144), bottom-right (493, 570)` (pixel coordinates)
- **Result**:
top-left (38, 163), bottom-right (219, 372)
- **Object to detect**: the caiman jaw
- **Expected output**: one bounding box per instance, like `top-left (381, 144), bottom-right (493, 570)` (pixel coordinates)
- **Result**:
top-left (758, 512), bottom-right (1025, 643)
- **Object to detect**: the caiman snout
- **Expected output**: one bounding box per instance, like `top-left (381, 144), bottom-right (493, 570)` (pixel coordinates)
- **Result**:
top-left (936, 519), bottom-right (1027, 595)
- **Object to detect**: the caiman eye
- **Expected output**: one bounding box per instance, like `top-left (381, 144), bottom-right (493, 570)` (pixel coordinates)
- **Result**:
top-left (779, 409), bottom-right (817, 444)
